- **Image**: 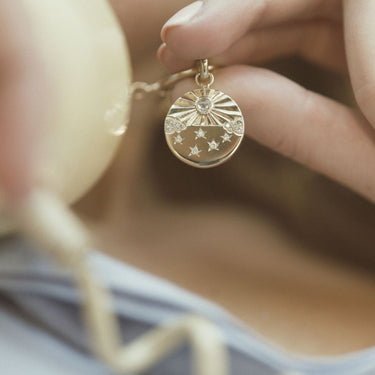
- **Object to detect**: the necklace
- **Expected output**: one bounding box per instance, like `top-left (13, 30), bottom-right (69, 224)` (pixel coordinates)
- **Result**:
top-left (132, 59), bottom-right (245, 168)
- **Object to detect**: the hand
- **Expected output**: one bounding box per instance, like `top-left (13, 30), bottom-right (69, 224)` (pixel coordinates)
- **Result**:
top-left (158, 0), bottom-right (375, 203)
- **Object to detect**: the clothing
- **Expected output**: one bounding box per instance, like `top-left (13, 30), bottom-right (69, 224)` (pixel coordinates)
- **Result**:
top-left (0, 235), bottom-right (374, 375)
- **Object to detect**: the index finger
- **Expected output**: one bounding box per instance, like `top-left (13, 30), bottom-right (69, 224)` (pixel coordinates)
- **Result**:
top-left (161, 0), bottom-right (341, 61)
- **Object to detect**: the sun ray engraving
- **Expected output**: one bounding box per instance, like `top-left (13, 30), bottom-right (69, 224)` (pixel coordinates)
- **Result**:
top-left (164, 87), bottom-right (244, 167)
top-left (177, 109), bottom-right (199, 123)
top-left (172, 105), bottom-right (196, 112)
top-left (210, 110), bottom-right (231, 125)
top-left (212, 106), bottom-right (238, 115)
top-left (210, 91), bottom-right (224, 102)
top-left (189, 91), bottom-right (200, 100)
top-left (186, 111), bottom-right (200, 127)
top-left (213, 98), bottom-right (232, 107)
top-left (206, 113), bottom-right (220, 127)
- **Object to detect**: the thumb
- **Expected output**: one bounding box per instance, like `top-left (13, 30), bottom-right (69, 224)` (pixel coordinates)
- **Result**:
top-left (160, 0), bottom-right (330, 63)
top-left (160, 0), bottom-right (257, 60)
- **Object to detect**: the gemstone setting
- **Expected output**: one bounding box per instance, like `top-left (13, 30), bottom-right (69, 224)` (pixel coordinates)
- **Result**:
top-left (195, 96), bottom-right (212, 115)
top-left (165, 88), bottom-right (244, 168)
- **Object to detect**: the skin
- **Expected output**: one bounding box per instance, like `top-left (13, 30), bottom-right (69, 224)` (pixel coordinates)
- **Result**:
top-left (159, 0), bottom-right (375, 204)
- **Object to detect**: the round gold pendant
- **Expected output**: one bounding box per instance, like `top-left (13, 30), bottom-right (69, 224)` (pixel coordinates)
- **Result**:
top-left (164, 88), bottom-right (244, 168)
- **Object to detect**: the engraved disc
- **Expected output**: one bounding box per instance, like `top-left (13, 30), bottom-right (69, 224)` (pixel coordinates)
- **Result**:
top-left (164, 88), bottom-right (245, 168)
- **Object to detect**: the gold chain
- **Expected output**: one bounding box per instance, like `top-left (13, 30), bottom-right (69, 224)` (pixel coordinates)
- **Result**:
top-left (131, 60), bottom-right (215, 100)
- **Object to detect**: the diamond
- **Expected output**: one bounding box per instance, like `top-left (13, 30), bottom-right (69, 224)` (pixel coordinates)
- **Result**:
top-left (174, 134), bottom-right (184, 145)
top-left (165, 117), bottom-right (175, 134)
top-left (174, 122), bottom-right (183, 132)
top-left (223, 122), bottom-right (232, 133)
top-left (165, 117), bottom-right (186, 134)
top-left (232, 119), bottom-right (244, 134)
top-left (189, 145), bottom-right (202, 157)
top-left (221, 133), bottom-right (232, 143)
top-left (207, 139), bottom-right (220, 152)
top-left (196, 96), bottom-right (212, 115)
top-left (194, 128), bottom-right (207, 139)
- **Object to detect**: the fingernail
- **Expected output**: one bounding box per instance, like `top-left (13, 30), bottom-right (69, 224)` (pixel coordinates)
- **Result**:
top-left (161, 1), bottom-right (203, 42)
top-left (157, 43), bottom-right (167, 62)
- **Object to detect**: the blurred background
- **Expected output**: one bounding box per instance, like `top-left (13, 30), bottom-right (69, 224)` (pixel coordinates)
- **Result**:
top-left (76, 49), bottom-right (375, 355)
top-left (70, 0), bottom-right (375, 358)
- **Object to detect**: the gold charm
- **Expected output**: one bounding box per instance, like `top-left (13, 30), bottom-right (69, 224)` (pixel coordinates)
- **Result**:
top-left (164, 59), bottom-right (244, 168)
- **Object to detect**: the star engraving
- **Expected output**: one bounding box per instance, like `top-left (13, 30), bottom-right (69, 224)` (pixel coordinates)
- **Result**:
top-left (207, 139), bottom-right (220, 152)
top-left (173, 134), bottom-right (184, 145)
top-left (194, 128), bottom-right (207, 140)
top-left (189, 145), bottom-right (202, 157)
top-left (221, 133), bottom-right (232, 143)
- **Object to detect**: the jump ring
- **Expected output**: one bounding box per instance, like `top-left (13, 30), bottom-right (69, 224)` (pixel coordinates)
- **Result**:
top-left (195, 72), bottom-right (214, 88)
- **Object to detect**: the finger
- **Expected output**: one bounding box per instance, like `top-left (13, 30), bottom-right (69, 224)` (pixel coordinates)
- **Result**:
top-left (172, 66), bottom-right (375, 202)
top-left (161, 0), bottom-right (342, 60)
top-left (0, 1), bottom-right (46, 199)
top-left (344, 1), bottom-right (375, 127)
top-left (159, 21), bottom-right (346, 73)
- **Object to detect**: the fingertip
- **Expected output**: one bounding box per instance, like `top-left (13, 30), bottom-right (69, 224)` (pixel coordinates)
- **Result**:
top-left (163, 25), bottom-right (219, 61)
top-left (159, 45), bottom-right (195, 73)
top-left (161, 24), bottom-right (176, 45)
top-left (157, 43), bottom-right (167, 63)
top-left (161, 0), bottom-right (253, 61)
top-left (161, 0), bottom-right (224, 60)
top-left (161, 1), bottom-right (203, 43)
